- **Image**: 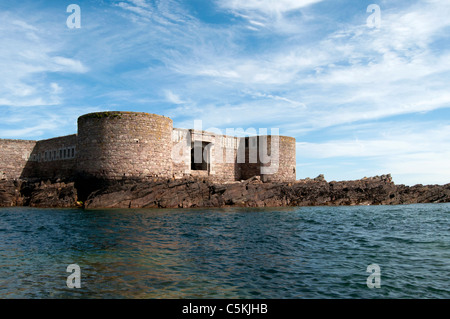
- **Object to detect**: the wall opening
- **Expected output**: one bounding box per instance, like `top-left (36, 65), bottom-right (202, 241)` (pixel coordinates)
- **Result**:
top-left (191, 141), bottom-right (210, 171)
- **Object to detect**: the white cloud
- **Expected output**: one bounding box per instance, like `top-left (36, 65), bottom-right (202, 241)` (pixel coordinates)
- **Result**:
top-left (0, 106), bottom-right (102, 139)
top-left (164, 1), bottom-right (449, 108)
top-left (117, 1), bottom-right (151, 17)
top-left (384, 152), bottom-right (450, 185)
top-left (164, 90), bottom-right (186, 105)
top-left (0, 12), bottom-right (89, 108)
top-left (129, 0), bottom-right (151, 8)
top-left (1, 0), bottom-right (448, 186)
top-left (50, 83), bottom-right (62, 95)
top-left (51, 56), bottom-right (88, 73)
top-left (301, 122), bottom-right (450, 156)
top-left (242, 89), bottom-right (306, 108)
top-left (111, 0), bottom-right (450, 147)
top-left (296, 123), bottom-right (450, 185)
top-left (215, 0), bottom-right (324, 32)
top-left (11, 20), bottom-right (38, 31)
top-left (249, 20), bottom-right (266, 27)
top-left (217, 0), bottom-right (324, 15)
top-left (117, 0), bottom-right (195, 25)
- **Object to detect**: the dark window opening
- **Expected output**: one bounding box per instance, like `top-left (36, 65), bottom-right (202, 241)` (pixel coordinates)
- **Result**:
top-left (191, 142), bottom-right (210, 171)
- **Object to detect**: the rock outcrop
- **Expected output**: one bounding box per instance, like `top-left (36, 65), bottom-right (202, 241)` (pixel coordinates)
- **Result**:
top-left (0, 179), bottom-right (78, 208)
top-left (0, 174), bottom-right (449, 209)
top-left (0, 180), bottom-right (25, 207)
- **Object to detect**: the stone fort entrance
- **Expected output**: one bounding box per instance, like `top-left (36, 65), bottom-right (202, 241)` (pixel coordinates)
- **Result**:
top-left (191, 141), bottom-right (212, 172)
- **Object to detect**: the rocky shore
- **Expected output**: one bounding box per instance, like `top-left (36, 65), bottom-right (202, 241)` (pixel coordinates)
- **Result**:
top-left (0, 174), bottom-right (449, 209)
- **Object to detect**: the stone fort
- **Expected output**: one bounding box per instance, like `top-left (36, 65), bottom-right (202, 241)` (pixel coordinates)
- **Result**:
top-left (0, 111), bottom-right (296, 183)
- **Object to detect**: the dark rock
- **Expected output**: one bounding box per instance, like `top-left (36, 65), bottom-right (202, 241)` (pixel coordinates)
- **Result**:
top-left (0, 180), bottom-right (24, 206)
top-left (82, 175), bottom-right (450, 209)
top-left (0, 180), bottom-right (77, 208)
top-left (27, 181), bottom-right (78, 208)
top-left (314, 174), bottom-right (326, 182)
top-left (0, 175), bottom-right (449, 209)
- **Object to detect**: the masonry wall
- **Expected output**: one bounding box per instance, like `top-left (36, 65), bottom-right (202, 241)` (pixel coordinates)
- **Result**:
top-left (239, 137), bottom-right (258, 180)
top-left (171, 130), bottom-right (296, 182)
top-left (172, 129), bottom-right (241, 182)
top-left (0, 139), bottom-right (36, 180)
top-left (260, 136), bottom-right (296, 182)
top-left (2, 112), bottom-right (297, 183)
top-left (77, 112), bottom-right (173, 179)
top-left (172, 128), bottom-right (191, 178)
top-left (239, 135), bottom-right (296, 182)
top-left (209, 135), bottom-right (241, 182)
top-left (24, 135), bottom-right (77, 180)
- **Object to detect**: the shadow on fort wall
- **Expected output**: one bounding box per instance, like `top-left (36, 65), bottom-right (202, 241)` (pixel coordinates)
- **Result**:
top-left (19, 135), bottom-right (78, 181)
top-left (20, 144), bottom-right (77, 181)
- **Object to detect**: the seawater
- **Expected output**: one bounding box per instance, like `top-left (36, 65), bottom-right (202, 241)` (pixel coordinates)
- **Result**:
top-left (0, 204), bottom-right (449, 299)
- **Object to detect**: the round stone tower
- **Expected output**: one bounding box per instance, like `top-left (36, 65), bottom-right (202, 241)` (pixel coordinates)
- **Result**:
top-left (260, 135), bottom-right (296, 182)
top-left (76, 111), bottom-right (173, 179)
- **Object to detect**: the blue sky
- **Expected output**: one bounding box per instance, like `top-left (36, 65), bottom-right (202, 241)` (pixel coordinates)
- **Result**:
top-left (1, 0), bottom-right (449, 185)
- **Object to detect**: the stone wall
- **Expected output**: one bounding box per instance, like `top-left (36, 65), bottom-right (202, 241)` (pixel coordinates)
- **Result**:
top-left (77, 112), bottom-right (173, 179)
top-left (239, 135), bottom-right (296, 182)
top-left (25, 135), bottom-right (77, 180)
top-left (239, 136), bottom-right (262, 180)
top-left (171, 128), bottom-right (241, 182)
top-left (260, 136), bottom-right (296, 182)
top-left (171, 130), bottom-right (296, 182)
top-left (209, 134), bottom-right (241, 182)
top-left (1, 112), bottom-right (297, 183)
top-left (0, 139), bottom-right (36, 180)
top-left (172, 128), bottom-right (191, 178)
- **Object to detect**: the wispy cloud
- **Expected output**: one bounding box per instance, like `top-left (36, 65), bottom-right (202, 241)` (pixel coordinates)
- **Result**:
top-left (166, 0), bottom-right (450, 132)
top-left (0, 11), bottom-right (88, 108)
top-left (1, 0), bottom-right (449, 185)
top-left (0, 106), bottom-right (93, 139)
top-left (116, 0), bottom-right (196, 25)
top-left (164, 90), bottom-right (187, 105)
top-left (297, 124), bottom-right (450, 159)
top-left (295, 121), bottom-right (450, 185)
top-left (217, 0), bottom-right (324, 14)
top-left (215, 0), bottom-right (324, 31)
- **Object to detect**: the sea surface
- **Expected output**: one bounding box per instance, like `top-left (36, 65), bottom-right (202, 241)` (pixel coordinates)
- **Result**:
top-left (0, 204), bottom-right (449, 299)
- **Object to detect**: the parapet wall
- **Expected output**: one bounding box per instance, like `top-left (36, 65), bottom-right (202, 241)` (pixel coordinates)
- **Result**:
top-left (77, 112), bottom-right (173, 179)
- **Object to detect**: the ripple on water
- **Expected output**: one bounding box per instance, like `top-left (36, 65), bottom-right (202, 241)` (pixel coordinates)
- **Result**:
top-left (0, 204), bottom-right (449, 298)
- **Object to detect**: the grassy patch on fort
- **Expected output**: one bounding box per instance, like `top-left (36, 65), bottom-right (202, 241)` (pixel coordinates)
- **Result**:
top-left (82, 112), bottom-right (123, 119)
